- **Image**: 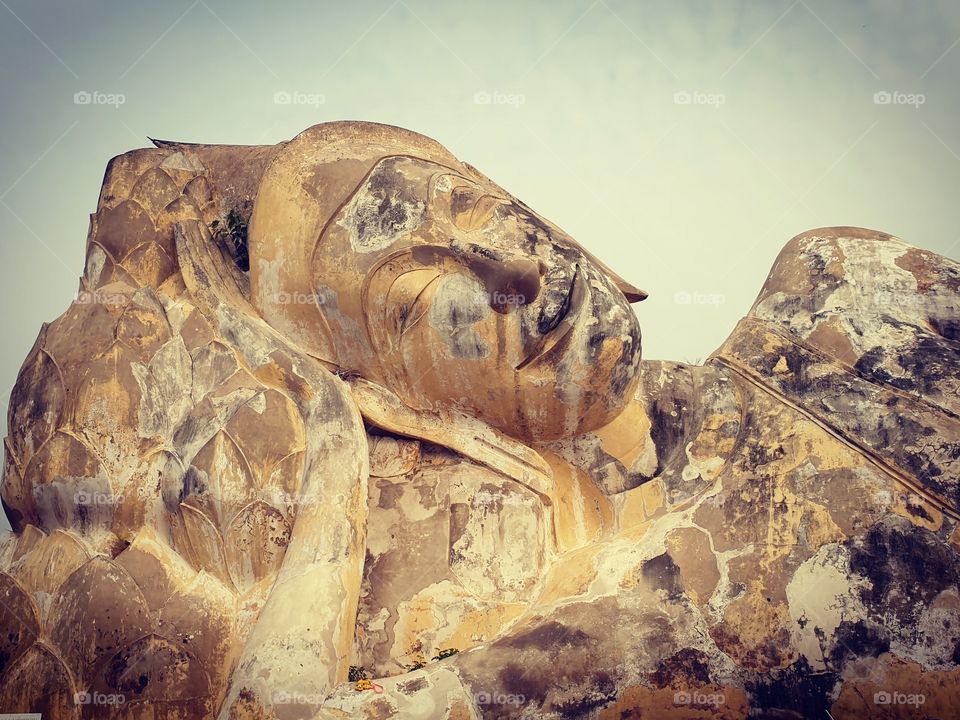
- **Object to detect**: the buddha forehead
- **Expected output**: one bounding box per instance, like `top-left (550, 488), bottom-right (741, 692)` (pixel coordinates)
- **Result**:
top-left (251, 124), bottom-right (484, 277)
top-left (318, 154), bottom-right (564, 271)
top-left (251, 121), bottom-right (642, 293)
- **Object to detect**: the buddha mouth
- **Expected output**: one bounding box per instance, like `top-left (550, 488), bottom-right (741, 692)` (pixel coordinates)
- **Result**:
top-left (516, 265), bottom-right (585, 370)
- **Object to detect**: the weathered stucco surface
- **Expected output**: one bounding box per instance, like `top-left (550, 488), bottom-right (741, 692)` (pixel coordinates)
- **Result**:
top-left (0, 123), bottom-right (957, 719)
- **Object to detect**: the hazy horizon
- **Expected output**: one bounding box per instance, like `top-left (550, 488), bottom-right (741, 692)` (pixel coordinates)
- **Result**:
top-left (2, 0), bottom-right (959, 530)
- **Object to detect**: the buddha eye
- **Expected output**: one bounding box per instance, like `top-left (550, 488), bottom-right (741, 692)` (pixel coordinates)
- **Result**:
top-left (450, 184), bottom-right (500, 232)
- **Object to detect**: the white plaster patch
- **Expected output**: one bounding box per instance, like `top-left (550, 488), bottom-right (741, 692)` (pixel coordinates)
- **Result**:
top-left (338, 174), bottom-right (425, 254)
top-left (785, 543), bottom-right (868, 671)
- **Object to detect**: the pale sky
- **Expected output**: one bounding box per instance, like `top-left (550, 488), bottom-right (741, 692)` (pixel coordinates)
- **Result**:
top-left (1, 1), bottom-right (959, 525)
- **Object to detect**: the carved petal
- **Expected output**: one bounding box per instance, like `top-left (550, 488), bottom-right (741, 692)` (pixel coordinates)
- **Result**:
top-left (183, 175), bottom-right (213, 208)
top-left (0, 642), bottom-right (80, 719)
top-left (49, 557), bottom-right (151, 688)
top-left (158, 194), bottom-right (203, 242)
top-left (157, 571), bottom-right (235, 698)
top-left (187, 430), bottom-right (255, 529)
top-left (43, 288), bottom-right (129, 371)
top-left (93, 199), bottom-right (159, 262)
top-left (94, 633), bottom-right (210, 702)
top-left (68, 342), bottom-right (143, 482)
top-left (83, 237), bottom-right (109, 288)
top-left (225, 388), bottom-right (304, 480)
top-left (0, 571), bottom-right (41, 677)
top-left (179, 504), bottom-right (235, 591)
top-left (114, 528), bottom-right (197, 612)
top-left (10, 528), bottom-right (91, 601)
top-left (120, 241), bottom-right (176, 290)
top-left (263, 450), bottom-right (305, 520)
top-left (131, 336), bottom-right (193, 439)
top-left (25, 431), bottom-right (113, 533)
top-left (115, 288), bottom-right (172, 361)
top-left (2, 439), bottom-right (34, 531)
top-left (0, 523), bottom-right (45, 567)
top-left (190, 341), bottom-right (239, 404)
top-left (7, 328), bottom-right (64, 471)
top-left (128, 167), bottom-right (181, 219)
top-left (223, 500), bottom-right (290, 592)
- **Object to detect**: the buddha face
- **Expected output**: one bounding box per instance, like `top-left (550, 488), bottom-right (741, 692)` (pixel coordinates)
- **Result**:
top-left (311, 154), bottom-right (642, 441)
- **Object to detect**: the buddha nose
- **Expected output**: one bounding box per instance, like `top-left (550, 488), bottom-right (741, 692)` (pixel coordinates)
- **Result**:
top-left (458, 245), bottom-right (543, 314)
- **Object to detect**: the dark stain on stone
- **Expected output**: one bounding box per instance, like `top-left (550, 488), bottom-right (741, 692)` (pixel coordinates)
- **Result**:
top-left (497, 660), bottom-right (550, 709)
top-left (448, 502), bottom-right (469, 562)
top-left (930, 316), bottom-right (960, 342)
top-left (852, 332), bottom-right (960, 399)
top-left (746, 657), bottom-right (838, 719)
top-left (827, 619), bottom-right (890, 670)
top-left (171, 408), bottom-right (215, 455)
top-left (180, 465), bottom-right (207, 503)
top-left (905, 500), bottom-right (934, 522)
top-left (855, 346), bottom-right (915, 393)
top-left (649, 648), bottom-right (712, 688)
top-left (376, 479), bottom-right (404, 510)
top-left (640, 553), bottom-right (684, 601)
top-left (1, 500), bottom-right (25, 534)
top-left (609, 333), bottom-right (641, 400)
top-left (354, 160), bottom-right (419, 246)
top-left (501, 621), bottom-right (593, 651)
top-left (849, 517), bottom-right (960, 624)
top-left (398, 676), bottom-right (427, 694)
top-left (553, 670), bottom-right (617, 718)
top-left (648, 398), bottom-right (687, 477)
top-left (709, 622), bottom-right (790, 671)
top-left (745, 439), bottom-right (786, 469)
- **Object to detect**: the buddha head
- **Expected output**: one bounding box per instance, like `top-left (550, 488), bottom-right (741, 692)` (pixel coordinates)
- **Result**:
top-left (249, 122), bottom-right (644, 442)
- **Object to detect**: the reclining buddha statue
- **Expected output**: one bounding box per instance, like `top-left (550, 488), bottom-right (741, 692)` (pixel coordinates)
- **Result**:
top-left (0, 121), bottom-right (958, 719)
